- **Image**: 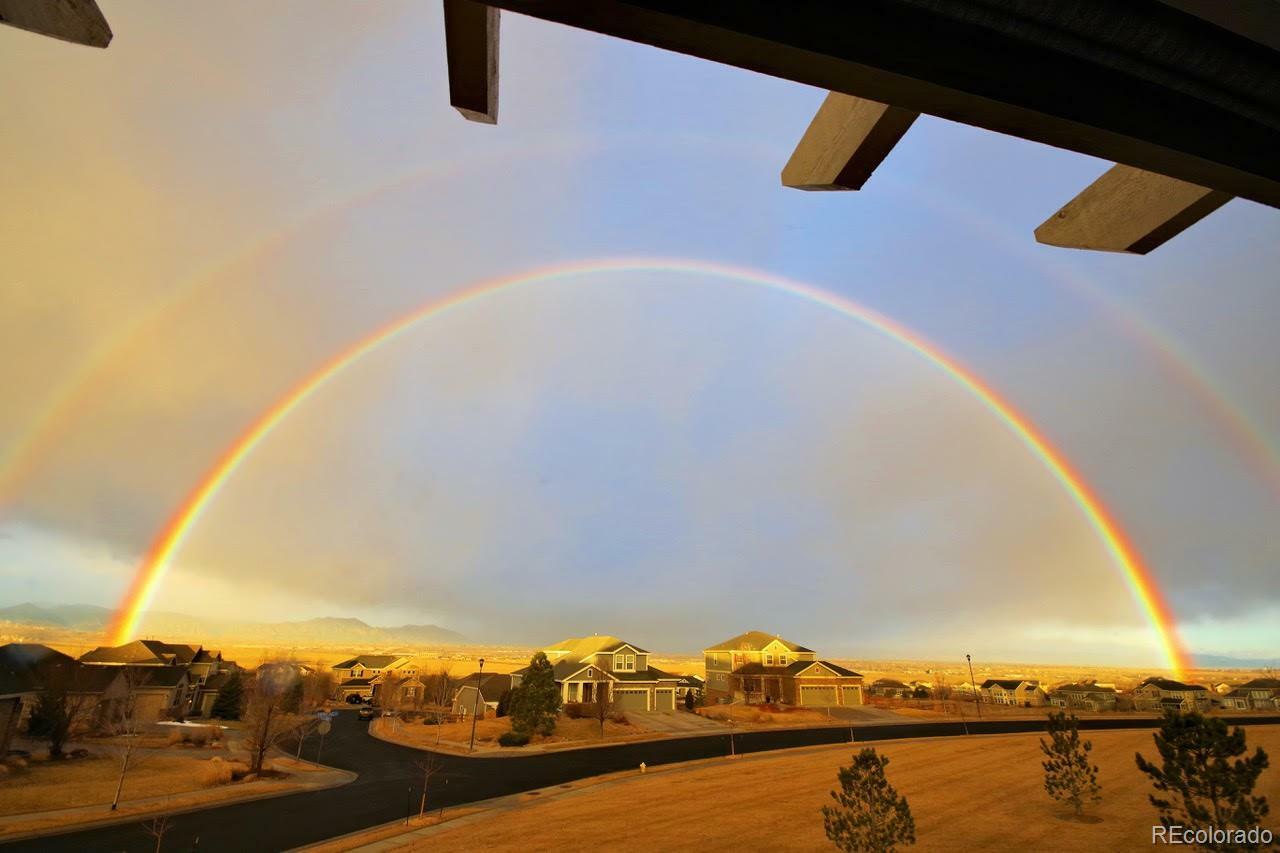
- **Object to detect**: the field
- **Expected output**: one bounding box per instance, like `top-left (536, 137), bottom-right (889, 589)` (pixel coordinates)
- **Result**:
top-left (391, 726), bottom-right (1280, 852)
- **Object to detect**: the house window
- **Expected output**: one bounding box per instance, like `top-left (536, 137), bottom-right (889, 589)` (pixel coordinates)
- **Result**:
top-left (626, 654), bottom-right (635, 670)
top-left (779, 655), bottom-right (787, 666)
top-left (587, 667), bottom-right (594, 677)
top-left (765, 654), bottom-right (773, 666)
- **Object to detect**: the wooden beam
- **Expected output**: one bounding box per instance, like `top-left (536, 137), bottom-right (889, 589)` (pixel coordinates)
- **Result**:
top-left (443, 0), bottom-right (499, 124)
top-left (1035, 165), bottom-right (1233, 254)
top-left (0, 0), bottom-right (111, 48)
top-left (782, 93), bottom-right (918, 191)
top-left (475, 1), bottom-right (1280, 208)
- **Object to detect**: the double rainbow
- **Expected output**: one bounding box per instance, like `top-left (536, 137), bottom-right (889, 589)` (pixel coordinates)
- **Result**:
top-left (103, 258), bottom-right (1190, 677)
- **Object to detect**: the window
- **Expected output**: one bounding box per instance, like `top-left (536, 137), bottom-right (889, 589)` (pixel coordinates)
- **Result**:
top-left (779, 654), bottom-right (788, 666)
top-left (626, 654), bottom-right (635, 670)
top-left (765, 653), bottom-right (774, 666)
top-left (587, 667), bottom-right (594, 677)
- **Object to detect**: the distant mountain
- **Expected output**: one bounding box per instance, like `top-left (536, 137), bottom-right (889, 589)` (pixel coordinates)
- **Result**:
top-left (0, 602), bottom-right (464, 647)
top-left (1194, 653), bottom-right (1280, 670)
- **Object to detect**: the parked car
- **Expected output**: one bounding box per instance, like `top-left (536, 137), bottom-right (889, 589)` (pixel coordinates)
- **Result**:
top-left (358, 706), bottom-right (377, 720)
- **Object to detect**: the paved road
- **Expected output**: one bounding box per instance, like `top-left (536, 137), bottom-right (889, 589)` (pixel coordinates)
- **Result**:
top-left (7, 712), bottom-right (1279, 852)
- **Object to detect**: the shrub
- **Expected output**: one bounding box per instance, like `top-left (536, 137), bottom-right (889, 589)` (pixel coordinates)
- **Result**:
top-left (227, 760), bottom-right (252, 780)
top-left (201, 758), bottom-right (234, 787)
top-left (609, 712), bottom-right (629, 725)
top-left (563, 702), bottom-right (587, 720)
top-left (498, 731), bottom-right (531, 747)
top-left (167, 729), bottom-right (186, 746)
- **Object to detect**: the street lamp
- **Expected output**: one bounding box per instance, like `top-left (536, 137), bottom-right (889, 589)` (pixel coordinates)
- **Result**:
top-left (468, 658), bottom-right (485, 753)
top-left (966, 654), bottom-right (982, 720)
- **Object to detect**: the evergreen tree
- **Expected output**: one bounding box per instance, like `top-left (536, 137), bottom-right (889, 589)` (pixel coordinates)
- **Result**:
top-left (495, 687), bottom-right (512, 718)
top-left (1136, 710), bottom-right (1270, 842)
top-left (282, 677), bottom-right (304, 713)
top-left (684, 690), bottom-right (696, 711)
top-left (211, 670), bottom-right (245, 720)
top-left (1040, 711), bottom-right (1102, 818)
top-left (509, 652), bottom-right (560, 736)
top-left (822, 748), bottom-right (916, 852)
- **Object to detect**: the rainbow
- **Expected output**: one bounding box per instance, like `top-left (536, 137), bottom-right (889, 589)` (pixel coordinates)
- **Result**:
top-left (102, 258), bottom-right (1191, 677)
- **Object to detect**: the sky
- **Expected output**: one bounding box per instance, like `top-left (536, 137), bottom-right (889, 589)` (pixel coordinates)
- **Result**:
top-left (1, 2), bottom-right (1277, 667)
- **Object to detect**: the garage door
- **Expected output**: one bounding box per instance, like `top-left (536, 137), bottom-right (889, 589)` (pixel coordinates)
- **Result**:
top-left (614, 689), bottom-right (650, 712)
top-left (654, 689), bottom-right (676, 711)
top-left (799, 685), bottom-right (838, 706)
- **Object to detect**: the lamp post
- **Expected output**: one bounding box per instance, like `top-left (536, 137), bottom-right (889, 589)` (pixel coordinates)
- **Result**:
top-left (966, 654), bottom-right (982, 720)
top-left (468, 658), bottom-right (485, 753)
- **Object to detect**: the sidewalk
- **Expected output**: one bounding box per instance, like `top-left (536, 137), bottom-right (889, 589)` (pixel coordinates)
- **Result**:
top-left (0, 751), bottom-right (355, 843)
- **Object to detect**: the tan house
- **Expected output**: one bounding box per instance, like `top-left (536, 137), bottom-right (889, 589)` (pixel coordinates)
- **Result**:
top-left (1049, 682), bottom-right (1118, 711)
top-left (1134, 677), bottom-right (1211, 712)
top-left (451, 672), bottom-right (521, 718)
top-left (518, 636), bottom-right (681, 712)
top-left (980, 679), bottom-right (1048, 707)
top-left (703, 631), bottom-right (863, 707)
top-left (1220, 678), bottom-right (1280, 711)
top-left (331, 655), bottom-right (416, 701)
top-left (78, 639), bottom-right (232, 717)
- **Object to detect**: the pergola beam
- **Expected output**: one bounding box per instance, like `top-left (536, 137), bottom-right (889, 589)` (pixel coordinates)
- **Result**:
top-left (474, 1), bottom-right (1280, 209)
top-left (0, 0), bottom-right (111, 48)
top-left (781, 93), bottom-right (918, 191)
top-left (1035, 165), bottom-right (1233, 254)
top-left (443, 0), bottom-right (499, 124)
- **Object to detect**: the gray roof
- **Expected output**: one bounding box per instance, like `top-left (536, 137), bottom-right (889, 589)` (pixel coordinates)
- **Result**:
top-left (704, 631), bottom-right (814, 653)
top-left (458, 672), bottom-right (516, 703)
top-left (981, 679), bottom-right (1036, 690)
top-left (1053, 682), bottom-right (1117, 694)
top-left (0, 643), bottom-right (77, 695)
top-left (79, 639), bottom-right (197, 666)
top-left (340, 677), bottom-right (376, 687)
top-left (332, 655), bottom-right (404, 670)
top-left (1237, 678), bottom-right (1280, 690)
top-left (1141, 677), bottom-right (1207, 692)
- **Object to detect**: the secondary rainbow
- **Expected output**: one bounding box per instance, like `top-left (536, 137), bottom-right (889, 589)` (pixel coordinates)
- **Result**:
top-left (103, 258), bottom-right (1190, 676)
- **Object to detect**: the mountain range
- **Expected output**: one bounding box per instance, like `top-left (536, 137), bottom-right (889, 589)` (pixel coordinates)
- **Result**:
top-left (0, 602), bottom-right (465, 648)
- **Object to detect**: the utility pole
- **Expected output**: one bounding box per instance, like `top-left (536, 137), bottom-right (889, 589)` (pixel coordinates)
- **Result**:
top-left (966, 654), bottom-right (982, 720)
top-left (468, 658), bottom-right (485, 753)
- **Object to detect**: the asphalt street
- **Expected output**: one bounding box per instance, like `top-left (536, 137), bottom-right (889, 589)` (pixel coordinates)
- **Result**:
top-left (6, 711), bottom-right (1278, 852)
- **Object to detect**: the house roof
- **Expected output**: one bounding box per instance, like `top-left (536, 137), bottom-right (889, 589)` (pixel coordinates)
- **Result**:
top-left (192, 649), bottom-right (222, 663)
top-left (0, 643), bottom-right (77, 695)
top-left (457, 672), bottom-right (516, 703)
top-left (981, 679), bottom-right (1035, 690)
top-left (542, 636), bottom-right (649, 661)
top-left (79, 639), bottom-right (197, 666)
top-left (805, 660), bottom-right (863, 678)
top-left (331, 655), bottom-right (406, 670)
top-left (1140, 677), bottom-right (1207, 692)
top-left (872, 678), bottom-right (910, 689)
top-left (200, 671), bottom-right (233, 692)
top-left (734, 660), bottom-right (861, 678)
top-left (1238, 678), bottom-right (1280, 690)
top-left (122, 665), bottom-right (189, 689)
top-left (678, 674), bottom-right (704, 686)
top-left (340, 677), bottom-right (376, 687)
top-left (703, 631), bottom-right (814, 654)
top-left (1053, 682), bottom-right (1117, 694)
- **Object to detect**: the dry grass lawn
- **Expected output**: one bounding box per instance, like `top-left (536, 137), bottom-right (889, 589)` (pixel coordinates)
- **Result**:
top-left (407, 726), bottom-right (1280, 852)
top-left (697, 705), bottom-right (837, 728)
top-left (379, 714), bottom-right (656, 750)
top-left (0, 752), bottom-right (242, 816)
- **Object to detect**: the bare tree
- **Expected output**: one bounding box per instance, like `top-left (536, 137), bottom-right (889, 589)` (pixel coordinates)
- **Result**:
top-left (105, 668), bottom-right (150, 812)
top-left (242, 670), bottom-right (308, 775)
top-left (140, 812), bottom-right (174, 853)
top-left (932, 672), bottom-right (952, 701)
top-left (302, 668), bottom-right (334, 711)
top-left (592, 672), bottom-right (614, 736)
top-left (416, 750), bottom-right (446, 819)
top-left (423, 663), bottom-right (455, 724)
top-left (28, 666), bottom-right (98, 759)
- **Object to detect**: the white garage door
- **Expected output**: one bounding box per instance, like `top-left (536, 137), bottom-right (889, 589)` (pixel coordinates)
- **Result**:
top-left (655, 689), bottom-right (676, 711)
top-left (615, 689), bottom-right (649, 712)
top-left (799, 685), bottom-right (838, 706)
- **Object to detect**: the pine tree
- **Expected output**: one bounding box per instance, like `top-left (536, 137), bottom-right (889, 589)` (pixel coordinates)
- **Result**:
top-left (211, 671), bottom-right (244, 720)
top-left (509, 652), bottom-right (560, 736)
top-left (1135, 710), bottom-right (1270, 840)
top-left (822, 748), bottom-right (916, 852)
top-left (282, 677), bottom-right (304, 713)
top-left (1040, 711), bottom-right (1102, 818)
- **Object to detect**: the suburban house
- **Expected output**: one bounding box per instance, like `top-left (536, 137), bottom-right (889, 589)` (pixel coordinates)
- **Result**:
top-left (191, 670), bottom-right (235, 718)
top-left (374, 674), bottom-right (427, 708)
top-left (675, 674), bottom-right (704, 704)
top-left (451, 672), bottom-right (521, 718)
top-left (331, 655), bottom-right (417, 702)
top-left (78, 639), bottom-right (234, 717)
top-left (980, 679), bottom-right (1048, 707)
top-left (107, 665), bottom-right (193, 723)
top-left (1220, 678), bottom-right (1280, 711)
top-left (79, 639), bottom-right (199, 667)
top-left (703, 631), bottom-right (863, 707)
top-left (869, 678), bottom-right (914, 699)
top-left (0, 644), bottom-right (79, 753)
top-left (518, 635), bottom-right (681, 712)
top-left (1134, 677), bottom-right (1211, 712)
top-left (1049, 682), bottom-right (1118, 711)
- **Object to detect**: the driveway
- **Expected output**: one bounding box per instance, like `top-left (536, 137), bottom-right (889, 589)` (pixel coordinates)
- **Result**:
top-left (628, 710), bottom-right (727, 734)
top-left (825, 705), bottom-right (915, 724)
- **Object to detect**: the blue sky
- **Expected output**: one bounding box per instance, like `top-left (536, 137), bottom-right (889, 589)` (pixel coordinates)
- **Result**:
top-left (1, 2), bottom-right (1276, 665)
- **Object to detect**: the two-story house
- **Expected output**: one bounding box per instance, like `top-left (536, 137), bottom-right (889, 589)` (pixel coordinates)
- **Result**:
top-left (518, 635), bottom-right (681, 712)
top-left (1048, 682), bottom-right (1118, 711)
top-left (703, 631), bottom-right (863, 706)
top-left (980, 679), bottom-right (1048, 707)
top-left (1221, 678), bottom-right (1280, 711)
top-left (79, 639), bottom-right (219, 715)
top-left (331, 654), bottom-right (417, 702)
top-left (1133, 677), bottom-right (1211, 712)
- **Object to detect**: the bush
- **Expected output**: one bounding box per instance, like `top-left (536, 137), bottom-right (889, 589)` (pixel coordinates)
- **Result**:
top-left (609, 712), bottom-right (629, 725)
top-left (226, 760), bottom-right (252, 780)
top-left (201, 758), bottom-right (234, 787)
top-left (498, 731), bottom-right (531, 747)
top-left (167, 729), bottom-right (186, 746)
top-left (563, 702), bottom-right (587, 720)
